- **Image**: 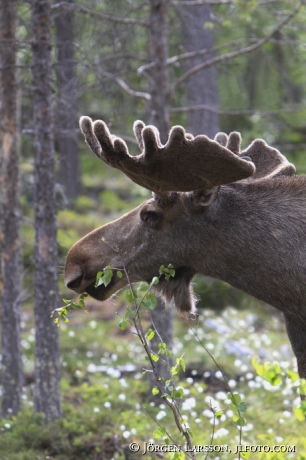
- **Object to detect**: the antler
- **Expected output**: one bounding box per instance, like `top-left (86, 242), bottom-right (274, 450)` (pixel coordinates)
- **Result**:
top-left (79, 117), bottom-right (255, 194)
top-left (214, 131), bottom-right (295, 181)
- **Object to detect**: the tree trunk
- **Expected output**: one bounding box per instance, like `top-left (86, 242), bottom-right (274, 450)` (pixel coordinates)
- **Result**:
top-left (54, 0), bottom-right (81, 206)
top-left (31, 0), bottom-right (61, 423)
top-left (149, 0), bottom-right (170, 142)
top-left (180, 3), bottom-right (219, 137)
top-left (148, 0), bottom-right (173, 392)
top-left (149, 299), bottom-right (173, 391)
top-left (0, 0), bottom-right (23, 417)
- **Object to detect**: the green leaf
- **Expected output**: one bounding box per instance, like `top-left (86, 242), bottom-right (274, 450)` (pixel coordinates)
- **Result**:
top-left (176, 357), bottom-right (186, 372)
top-left (287, 370), bottom-right (299, 382)
top-left (173, 388), bottom-right (184, 398)
top-left (152, 387), bottom-right (159, 395)
top-left (237, 402), bottom-right (247, 412)
top-left (171, 365), bottom-right (180, 376)
top-left (153, 426), bottom-right (166, 438)
top-left (215, 410), bottom-right (223, 418)
top-left (119, 319), bottom-right (127, 330)
top-left (228, 392), bottom-right (241, 406)
top-left (294, 407), bottom-right (305, 422)
top-left (137, 281), bottom-right (148, 291)
top-left (117, 271), bottom-right (123, 278)
top-left (151, 353), bottom-right (159, 362)
top-left (143, 293), bottom-right (157, 310)
top-left (170, 452), bottom-right (185, 460)
top-left (146, 329), bottom-right (155, 341)
top-left (233, 415), bottom-right (246, 426)
top-left (300, 379), bottom-right (306, 396)
top-left (151, 276), bottom-right (159, 285)
top-left (95, 266), bottom-right (113, 288)
top-left (124, 289), bottom-right (133, 303)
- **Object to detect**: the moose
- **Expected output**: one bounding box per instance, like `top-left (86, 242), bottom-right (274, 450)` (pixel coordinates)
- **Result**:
top-left (65, 116), bottom-right (306, 381)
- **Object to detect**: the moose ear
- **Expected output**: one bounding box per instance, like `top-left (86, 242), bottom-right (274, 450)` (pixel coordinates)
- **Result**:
top-left (188, 186), bottom-right (220, 208)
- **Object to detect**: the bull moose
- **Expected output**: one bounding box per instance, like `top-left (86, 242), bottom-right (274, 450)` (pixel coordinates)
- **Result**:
top-left (65, 116), bottom-right (306, 380)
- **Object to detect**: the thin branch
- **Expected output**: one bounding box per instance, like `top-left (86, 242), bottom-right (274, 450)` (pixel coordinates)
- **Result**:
top-left (171, 2), bottom-right (302, 92)
top-left (121, 268), bottom-right (196, 458)
top-left (98, 69), bottom-right (151, 100)
top-left (52, 2), bottom-right (149, 27)
top-left (138, 36), bottom-right (306, 74)
top-left (171, 103), bottom-right (306, 115)
top-left (171, 0), bottom-right (233, 5)
top-left (171, 0), bottom-right (284, 5)
top-left (275, 144), bottom-right (306, 151)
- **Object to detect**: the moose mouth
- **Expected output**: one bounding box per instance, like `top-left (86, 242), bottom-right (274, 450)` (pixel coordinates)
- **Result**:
top-left (85, 282), bottom-right (117, 300)
top-left (84, 275), bottom-right (126, 301)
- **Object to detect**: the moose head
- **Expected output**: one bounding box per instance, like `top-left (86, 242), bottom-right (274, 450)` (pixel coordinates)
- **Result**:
top-left (65, 116), bottom-right (306, 380)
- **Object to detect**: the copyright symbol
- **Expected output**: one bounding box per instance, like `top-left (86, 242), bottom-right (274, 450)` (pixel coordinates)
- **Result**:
top-left (129, 442), bottom-right (140, 452)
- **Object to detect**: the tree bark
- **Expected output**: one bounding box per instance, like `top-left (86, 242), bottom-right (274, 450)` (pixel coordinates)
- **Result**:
top-left (0, 0), bottom-right (23, 417)
top-left (180, 2), bottom-right (219, 137)
top-left (54, 0), bottom-right (81, 206)
top-left (149, 299), bottom-right (173, 391)
top-left (148, 0), bottom-right (173, 393)
top-left (31, 0), bottom-right (61, 423)
top-left (149, 0), bottom-right (170, 142)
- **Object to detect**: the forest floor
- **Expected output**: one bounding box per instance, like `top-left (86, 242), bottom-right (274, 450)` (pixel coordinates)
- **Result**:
top-left (1, 295), bottom-right (305, 460)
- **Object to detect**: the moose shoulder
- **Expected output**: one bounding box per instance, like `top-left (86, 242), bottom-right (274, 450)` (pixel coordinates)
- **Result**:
top-left (65, 117), bottom-right (306, 380)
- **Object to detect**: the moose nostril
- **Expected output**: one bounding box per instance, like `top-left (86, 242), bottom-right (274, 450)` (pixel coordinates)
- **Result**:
top-left (67, 273), bottom-right (84, 290)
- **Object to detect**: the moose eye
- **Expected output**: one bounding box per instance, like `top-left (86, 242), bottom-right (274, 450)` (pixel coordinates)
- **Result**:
top-left (140, 210), bottom-right (161, 228)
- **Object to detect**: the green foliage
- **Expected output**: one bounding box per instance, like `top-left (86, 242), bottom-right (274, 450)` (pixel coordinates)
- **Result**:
top-left (159, 264), bottom-right (175, 281)
top-left (52, 293), bottom-right (88, 326)
top-left (252, 357), bottom-right (283, 386)
top-left (95, 265), bottom-right (113, 288)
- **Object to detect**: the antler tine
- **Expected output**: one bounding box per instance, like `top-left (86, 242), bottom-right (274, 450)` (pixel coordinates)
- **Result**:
top-left (214, 132), bottom-right (228, 147)
top-left (79, 117), bottom-right (255, 194)
top-left (227, 132), bottom-right (241, 155)
top-left (242, 139), bottom-right (296, 180)
top-left (79, 116), bottom-right (102, 157)
top-left (80, 116), bottom-right (133, 170)
top-left (215, 131), bottom-right (241, 155)
top-left (213, 128), bottom-right (296, 181)
top-left (133, 120), bottom-right (145, 151)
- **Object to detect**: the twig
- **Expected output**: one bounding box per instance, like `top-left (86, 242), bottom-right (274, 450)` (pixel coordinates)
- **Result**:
top-left (52, 2), bottom-right (149, 27)
top-left (122, 267), bottom-right (196, 459)
top-left (138, 36), bottom-right (304, 74)
top-left (101, 237), bottom-right (119, 253)
top-left (183, 315), bottom-right (244, 458)
top-left (171, 3), bottom-right (302, 92)
top-left (171, 0), bottom-right (233, 5)
top-left (171, 0), bottom-right (287, 5)
top-left (170, 103), bottom-right (306, 115)
top-left (98, 69), bottom-right (151, 101)
top-left (204, 403), bottom-right (216, 460)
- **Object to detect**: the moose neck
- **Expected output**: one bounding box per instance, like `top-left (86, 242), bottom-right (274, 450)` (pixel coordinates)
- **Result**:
top-left (193, 176), bottom-right (306, 315)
